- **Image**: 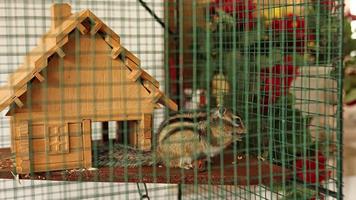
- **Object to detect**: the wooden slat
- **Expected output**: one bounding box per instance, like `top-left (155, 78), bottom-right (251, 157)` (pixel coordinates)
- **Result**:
top-left (88, 11), bottom-right (120, 43)
top-left (14, 84), bottom-right (27, 98)
top-left (12, 110), bottom-right (153, 122)
top-left (149, 91), bottom-right (163, 104)
top-left (15, 121), bottom-right (29, 139)
top-left (10, 117), bottom-right (15, 153)
top-left (143, 80), bottom-right (163, 104)
top-left (76, 23), bottom-right (88, 35)
top-left (14, 160), bottom-right (83, 174)
top-left (111, 46), bottom-right (123, 59)
top-left (33, 161), bottom-right (84, 173)
top-left (28, 124), bottom-right (45, 139)
top-left (15, 140), bottom-right (29, 159)
top-left (142, 80), bottom-right (157, 93)
top-left (128, 69), bottom-right (143, 82)
top-left (159, 95), bottom-right (178, 112)
top-left (142, 80), bottom-right (177, 111)
top-left (125, 50), bottom-right (140, 66)
top-left (124, 55), bottom-right (139, 71)
top-left (82, 119), bottom-right (92, 168)
top-left (125, 57), bottom-right (160, 88)
top-left (34, 57), bottom-right (48, 71)
top-left (13, 97), bottom-right (24, 108)
top-left (34, 72), bottom-right (45, 82)
top-left (129, 121), bottom-right (138, 149)
top-left (56, 47), bottom-right (65, 58)
top-left (90, 22), bottom-right (102, 35)
top-left (143, 139), bottom-right (151, 150)
top-left (141, 114), bottom-right (152, 140)
top-left (15, 159), bottom-right (30, 174)
top-left (141, 71), bottom-right (160, 88)
top-left (33, 151), bottom-right (83, 165)
top-left (104, 34), bottom-right (120, 49)
top-left (68, 123), bottom-right (82, 136)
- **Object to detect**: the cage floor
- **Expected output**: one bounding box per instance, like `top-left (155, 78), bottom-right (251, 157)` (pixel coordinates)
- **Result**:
top-left (0, 148), bottom-right (291, 185)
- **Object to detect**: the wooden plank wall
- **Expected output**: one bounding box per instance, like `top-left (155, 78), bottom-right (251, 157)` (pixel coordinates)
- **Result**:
top-left (13, 32), bottom-right (155, 121)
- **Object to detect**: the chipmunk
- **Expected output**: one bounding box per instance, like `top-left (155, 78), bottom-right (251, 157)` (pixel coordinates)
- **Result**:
top-left (97, 107), bottom-right (246, 169)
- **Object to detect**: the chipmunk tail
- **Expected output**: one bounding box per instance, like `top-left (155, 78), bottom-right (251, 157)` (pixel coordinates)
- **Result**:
top-left (96, 143), bottom-right (159, 168)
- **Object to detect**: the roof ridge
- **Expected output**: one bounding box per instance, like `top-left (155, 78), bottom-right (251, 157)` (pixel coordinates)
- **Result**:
top-left (0, 6), bottom-right (178, 113)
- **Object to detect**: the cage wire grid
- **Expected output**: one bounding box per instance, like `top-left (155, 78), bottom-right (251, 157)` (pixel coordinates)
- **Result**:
top-left (0, 0), bottom-right (343, 200)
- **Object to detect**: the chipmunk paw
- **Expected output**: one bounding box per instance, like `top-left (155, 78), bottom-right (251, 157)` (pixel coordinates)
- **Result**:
top-left (179, 157), bottom-right (193, 169)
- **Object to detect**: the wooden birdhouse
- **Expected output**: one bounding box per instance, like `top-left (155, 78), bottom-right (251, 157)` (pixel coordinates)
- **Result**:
top-left (0, 3), bottom-right (177, 174)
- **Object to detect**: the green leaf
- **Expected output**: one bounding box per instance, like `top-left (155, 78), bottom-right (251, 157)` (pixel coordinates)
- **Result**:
top-left (345, 89), bottom-right (356, 104)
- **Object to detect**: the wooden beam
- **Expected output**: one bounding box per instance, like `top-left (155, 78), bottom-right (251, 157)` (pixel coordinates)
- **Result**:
top-left (141, 114), bottom-right (152, 140)
top-left (111, 47), bottom-right (124, 59)
top-left (125, 58), bottom-right (159, 88)
top-left (76, 23), bottom-right (88, 35)
top-left (55, 47), bottom-right (65, 58)
top-left (34, 72), bottom-right (45, 82)
top-left (90, 22), bottom-right (102, 35)
top-left (125, 50), bottom-right (140, 66)
top-left (88, 12), bottom-right (120, 43)
top-left (142, 80), bottom-right (157, 93)
top-left (13, 97), bottom-right (24, 108)
top-left (143, 80), bottom-right (162, 103)
top-left (128, 69), bottom-right (143, 82)
top-left (82, 119), bottom-right (92, 169)
top-left (150, 91), bottom-right (163, 104)
top-left (143, 80), bottom-right (177, 111)
top-left (104, 35), bottom-right (120, 49)
top-left (159, 95), bottom-right (178, 112)
top-left (0, 84), bottom-right (26, 112)
top-left (34, 57), bottom-right (48, 70)
top-left (139, 114), bottom-right (152, 151)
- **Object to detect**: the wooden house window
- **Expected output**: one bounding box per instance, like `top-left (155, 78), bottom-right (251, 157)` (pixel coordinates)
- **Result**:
top-left (46, 125), bottom-right (69, 154)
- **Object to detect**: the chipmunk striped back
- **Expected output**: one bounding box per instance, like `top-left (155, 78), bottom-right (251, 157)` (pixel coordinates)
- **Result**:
top-left (156, 108), bottom-right (245, 145)
top-left (155, 107), bottom-right (246, 169)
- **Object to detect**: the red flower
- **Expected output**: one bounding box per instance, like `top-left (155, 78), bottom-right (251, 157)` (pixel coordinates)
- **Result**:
top-left (271, 14), bottom-right (305, 36)
top-left (210, 0), bottom-right (256, 30)
top-left (260, 56), bottom-right (299, 105)
top-left (271, 15), bottom-right (315, 53)
top-left (296, 152), bottom-right (331, 183)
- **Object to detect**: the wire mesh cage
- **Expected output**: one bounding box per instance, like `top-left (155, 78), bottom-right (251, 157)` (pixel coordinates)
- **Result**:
top-left (0, 0), bottom-right (343, 199)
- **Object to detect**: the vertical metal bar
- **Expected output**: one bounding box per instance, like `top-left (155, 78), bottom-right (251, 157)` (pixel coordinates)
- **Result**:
top-left (337, 0), bottom-right (344, 199)
top-left (177, 183), bottom-right (182, 200)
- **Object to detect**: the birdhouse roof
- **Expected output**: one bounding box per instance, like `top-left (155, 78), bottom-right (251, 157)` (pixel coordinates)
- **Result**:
top-left (0, 4), bottom-right (177, 112)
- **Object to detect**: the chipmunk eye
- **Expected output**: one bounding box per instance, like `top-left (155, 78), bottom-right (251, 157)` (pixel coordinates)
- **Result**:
top-left (231, 115), bottom-right (243, 127)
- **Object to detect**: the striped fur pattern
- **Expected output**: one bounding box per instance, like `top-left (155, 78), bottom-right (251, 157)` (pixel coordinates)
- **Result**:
top-left (156, 107), bottom-right (245, 169)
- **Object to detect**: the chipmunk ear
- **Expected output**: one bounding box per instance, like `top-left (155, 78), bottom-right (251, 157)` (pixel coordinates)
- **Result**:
top-left (215, 104), bottom-right (226, 116)
top-left (219, 107), bottom-right (227, 115)
top-left (213, 106), bottom-right (226, 119)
